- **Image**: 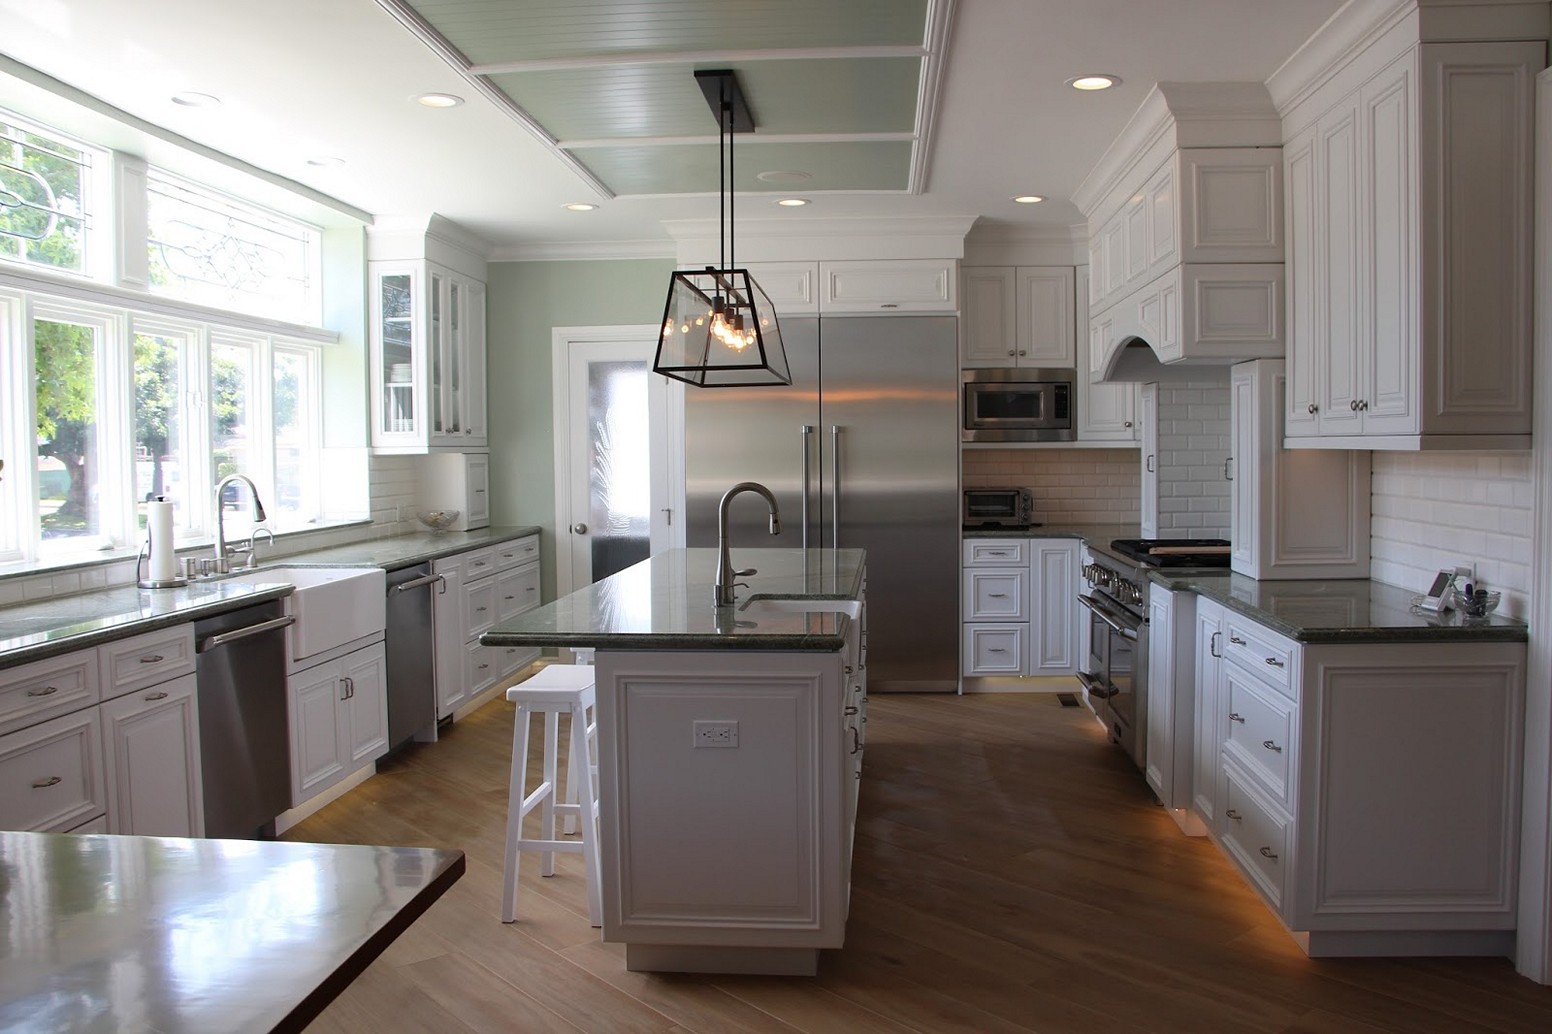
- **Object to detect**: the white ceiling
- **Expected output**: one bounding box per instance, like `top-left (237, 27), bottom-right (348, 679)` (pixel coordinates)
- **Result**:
top-left (0, 0), bottom-right (1346, 256)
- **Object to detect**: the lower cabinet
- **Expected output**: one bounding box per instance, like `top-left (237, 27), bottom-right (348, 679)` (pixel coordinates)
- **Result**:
top-left (0, 708), bottom-right (107, 833)
top-left (288, 641), bottom-right (388, 807)
top-left (961, 537), bottom-right (1079, 680)
top-left (1144, 586), bottom-right (1200, 833)
top-left (100, 672), bottom-right (203, 837)
top-left (1187, 604), bottom-right (1526, 956)
top-left (433, 535), bottom-right (542, 719)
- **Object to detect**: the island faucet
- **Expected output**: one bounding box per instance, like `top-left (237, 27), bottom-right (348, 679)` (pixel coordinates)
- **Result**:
top-left (715, 481), bottom-right (781, 607)
top-left (213, 474), bottom-right (267, 573)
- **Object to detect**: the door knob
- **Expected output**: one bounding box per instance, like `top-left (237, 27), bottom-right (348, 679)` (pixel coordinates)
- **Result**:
top-left (571, 523), bottom-right (588, 534)
top-left (1307, 403), bottom-right (1318, 414)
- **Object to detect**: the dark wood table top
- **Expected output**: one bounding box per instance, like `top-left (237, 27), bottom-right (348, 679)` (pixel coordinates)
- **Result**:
top-left (0, 831), bottom-right (464, 1033)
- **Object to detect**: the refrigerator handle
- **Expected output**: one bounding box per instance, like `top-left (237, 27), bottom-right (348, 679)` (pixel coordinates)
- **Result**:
top-left (801, 425), bottom-right (814, 550)
top-left (830, 425), bottom-right (842, 549)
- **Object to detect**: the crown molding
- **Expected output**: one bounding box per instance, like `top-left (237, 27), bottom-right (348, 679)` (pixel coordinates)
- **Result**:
top-left (662, 215), bottom-right (975, 264)
top-left (488, 239), bottom-right (677, 262)
top-left (910, 0), bottom-right (958, 194)
top-left (963, 224), bottom-right (1088, 266)
top-left (1071, 82), bottom-right (1279, 220)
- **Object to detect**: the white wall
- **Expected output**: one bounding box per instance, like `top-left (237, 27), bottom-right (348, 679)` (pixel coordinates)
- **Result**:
top-left (1153, 380), bottom-right (1232, 539)
top-left (962, 448), bottom-right (1140, 525)
top-left (1369, 452), bottom-right (1533, 621)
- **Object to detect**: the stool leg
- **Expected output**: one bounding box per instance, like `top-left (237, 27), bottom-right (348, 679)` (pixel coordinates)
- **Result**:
top-left (571, 701), bottom-right (603, 928)
top-left (540, 709), bottom-right (559, 877)
top-left (500, 705), bottom-right (533, 923)
top-left (562, 708), bottom-right (580, 836)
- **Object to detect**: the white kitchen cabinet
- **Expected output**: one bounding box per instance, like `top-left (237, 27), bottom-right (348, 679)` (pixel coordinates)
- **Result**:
top-left (0, 707), bottom-right (105, 833)
top-left (0, 649), bottom-right (99, 737)
top-left (961, 538), bottom-right (1078, 680)
top-left (819, 259), bottom-right (956, 313)
top-left (288, 641), bottom-right (388, 807)
top-left (744, 262), bottom-right (821, 315)
top-left (1191, 595), bottom-right (1225, 828)
top-left (419, 452), bottom-right (490, 531)
top-left (1145, 586), bottom-right (1201, 834)
top-left (1138, 384), bottom-right (1158, 537)
top-left (1229, 360), bottom-right (1369, 579)
top-left (1282, 42), bottom-right (1540, 449)
top-left (99, 672), bottom-right (203, 837)
top-left (1196, 607), bottom-right (1526, 957)
top-left (961, 266), bottom-right (1075, 368)
top-left (1075, 267), bottom-right (1138, 442)
top-left (432, 535), bottom-right (542, 720)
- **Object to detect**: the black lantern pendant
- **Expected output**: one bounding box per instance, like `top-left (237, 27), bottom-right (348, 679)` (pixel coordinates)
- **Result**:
top-left (653, 70), bottom-right (790, 388)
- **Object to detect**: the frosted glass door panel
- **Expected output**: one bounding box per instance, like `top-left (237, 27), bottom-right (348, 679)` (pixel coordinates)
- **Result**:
top-left (586, 360), bottom-right (651, 581)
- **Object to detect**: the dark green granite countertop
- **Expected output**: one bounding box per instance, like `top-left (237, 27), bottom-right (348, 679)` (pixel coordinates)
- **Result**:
top-left (962, 522), bottom-right (1140, 542)
top-left (1148, 570), bottom-right (1527, 644)
top-left (0, 526), bottom-right (541, 670)
top-left (481, 547), bottom-right (865, 652)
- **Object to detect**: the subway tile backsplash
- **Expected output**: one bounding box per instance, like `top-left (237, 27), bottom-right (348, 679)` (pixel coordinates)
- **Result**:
top-left (1152, 381), bottom-right (1232, 539)
top-left (963, 448), bottom-right (1140, 525)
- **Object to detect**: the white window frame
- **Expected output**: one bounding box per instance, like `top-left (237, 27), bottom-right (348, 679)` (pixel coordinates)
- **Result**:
top-left (128, 313), bottom-right (209, 541)
top-left (0, 110), bottom-right (110, 282)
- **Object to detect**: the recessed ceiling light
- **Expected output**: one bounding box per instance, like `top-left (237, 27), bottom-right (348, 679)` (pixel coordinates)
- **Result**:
top-left (306, 156), bottom-right (346, 168)
top-left (563, 202), bottom-right (597, 212)
top-left (170, 92), bottom-right (221, 108)
top-left (1012, 195), bottom-right (1045, 204)
top-left (756, 170), bottom-right (813, 184)
top-left (775, 198), bottom-right (809, 207)
top-left (1067, 74), bottom-right (1121, 92)
top-left (414, 92), bottom-right (465, 108)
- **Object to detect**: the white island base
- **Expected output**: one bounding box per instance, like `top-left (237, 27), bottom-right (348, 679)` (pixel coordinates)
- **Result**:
top-left (593, 648), bottom-right (863, 976)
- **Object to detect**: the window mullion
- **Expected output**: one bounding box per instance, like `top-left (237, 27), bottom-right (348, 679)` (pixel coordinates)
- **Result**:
top-left (253, 336), bottom-right (276, 509)
top-left (97, 309), bottom-right (134, 549)
top-left (187, 327), bottom-right (213, 541)
top-left (0, 291), bottom-right (31, 562)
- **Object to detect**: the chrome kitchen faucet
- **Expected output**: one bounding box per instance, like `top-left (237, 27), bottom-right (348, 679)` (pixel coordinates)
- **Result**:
top-left (714, 481), bottom-right (781, 607)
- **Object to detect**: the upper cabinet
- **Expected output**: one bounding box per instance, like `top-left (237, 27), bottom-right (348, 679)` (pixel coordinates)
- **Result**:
top-left (1075, 266), bottom-right (1138, 442)
top-left (367, 216), bottom-right (490, 454)
top-left (1275, 16), bottom-right (1542, 449)
top-left (960, 266), bottom-right (1075, 367)
top-left (820, 259), bottom-right (957, 314)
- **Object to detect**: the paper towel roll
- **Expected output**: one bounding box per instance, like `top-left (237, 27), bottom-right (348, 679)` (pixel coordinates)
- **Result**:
top-left (147, 501), bottom-right (177, 582)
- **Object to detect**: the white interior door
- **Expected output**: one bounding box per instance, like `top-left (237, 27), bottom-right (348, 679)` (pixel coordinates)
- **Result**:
top-left (552, 327), bottom-right (682, 596)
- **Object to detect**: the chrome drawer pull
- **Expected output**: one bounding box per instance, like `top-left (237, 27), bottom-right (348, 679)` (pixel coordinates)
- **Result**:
top-left (504, 595), bottom-right (516, 601)
top-left (527, 587), bottom-right (536, 592)
top-left (1209, 632), bottom-right (1221, 658)
top-left (144, 691), bottom-right (168, 701)
top-left (26, 686), bottom-right (59, 697)
top-left (1225, 809), bottom-right (1242, 822)
top-left (1259, 846), bottom-right (1279, 861)
top-left (476, 606), bottom-right (488, 612)
top-left (139, 654), bottom-right (165, 663)
top-left (1262, 740), bottom-right (1283, 753)
top-left (850, 727), bottom-right (862, 755)
top-left (987, 592), bottom-right (1009, 598)
top-left (32, 776), bottom-right (62, 789)
top-left (1229, 636), bottom-right (1246, 646)
top-left (988, 648), bottom-right (1008, 653)
top-left (1265, 657), bottom-right (1285, 668)
top-left (478, 663), bottom-right (490, 670)
top-left (844, 705), bottom-right (859, 716)
top-left (1228, 712), bottom-right (1245, 723)
top-left (987, 551), bottom-right (1009, 556)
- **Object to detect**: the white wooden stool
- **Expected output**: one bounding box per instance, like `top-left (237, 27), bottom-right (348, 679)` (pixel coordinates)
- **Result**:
top-left (501, 664), bottom-right (601, 927)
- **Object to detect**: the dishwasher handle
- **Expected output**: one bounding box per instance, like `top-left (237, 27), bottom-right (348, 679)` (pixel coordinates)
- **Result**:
top-left (389, 572), bottom-right (444, 595)
top-left (199, 615), bottom-right (295, 653)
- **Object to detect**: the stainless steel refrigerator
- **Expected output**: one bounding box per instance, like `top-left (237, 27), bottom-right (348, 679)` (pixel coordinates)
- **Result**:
top-left (685, 315), bottom-right (960, 692)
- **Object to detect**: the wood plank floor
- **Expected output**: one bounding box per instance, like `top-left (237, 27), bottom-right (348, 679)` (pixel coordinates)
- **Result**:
top-left (288, 689), bottom-right (1552, 1033)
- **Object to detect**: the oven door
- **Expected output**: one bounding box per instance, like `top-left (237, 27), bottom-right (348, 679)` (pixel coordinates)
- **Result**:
top-left (1076, 592), bottom-right (1145, 763)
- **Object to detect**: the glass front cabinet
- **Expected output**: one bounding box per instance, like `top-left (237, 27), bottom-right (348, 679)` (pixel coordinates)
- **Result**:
top-left (369, 261), bottom-right (487, 452)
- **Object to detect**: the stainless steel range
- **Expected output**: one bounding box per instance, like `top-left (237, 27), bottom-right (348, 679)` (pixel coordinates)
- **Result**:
top-left (1077, 538), bottom-right (1230, 768)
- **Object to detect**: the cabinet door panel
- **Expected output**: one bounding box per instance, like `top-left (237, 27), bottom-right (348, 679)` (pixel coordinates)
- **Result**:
top-left (1139, 384), bottom-right (1158, 537)
top-left (0, 709), bottom-right (105, 832)
top-left (290, 661), bottom-right (345, 805)
top-left (342, 646), bottom-right (389, 769)
top-left (464, 279), bottom-right (488, 443)
top-left (1283, 127), bottom-right (1321, 437)
top-left (962, 624), bottom-right (1027, 676)
top-left (1219, 762), bottom-right (1289, 911)
top-left (1361, 55), bottom-right (1416, 433)
top-left (1221, 664), bottom-right (1296, 809)
top-left (100, 673), bottom-right (202, 836)
top-left (962, 569), bottom-right (1028, 621)
top-left (432, 561), bottom-right (467, 718)
top-left (1318, 101), bottom-right (1363, 433)
top-left (1031, 542), bottom-right (1078, 675)
top-left (1192, 600), bottom-right (1224, 825)
top-left (960, 268), bottom-right (1017, 366)
top-left (1015, 267), bottom-right (1076, 366)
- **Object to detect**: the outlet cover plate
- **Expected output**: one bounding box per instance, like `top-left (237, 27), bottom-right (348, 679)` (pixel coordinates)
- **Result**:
top-left (692, 719), bottom-right (738, 748)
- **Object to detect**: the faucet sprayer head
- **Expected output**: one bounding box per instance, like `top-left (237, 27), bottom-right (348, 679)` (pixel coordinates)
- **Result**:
top-left (251, 499), bottom-right (267, 522)
top-left (769, 514), bottom-right (781, 535)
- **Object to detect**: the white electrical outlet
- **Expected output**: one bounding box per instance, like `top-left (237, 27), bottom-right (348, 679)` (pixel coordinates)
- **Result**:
top-left (692, 720), bottom-right (738, 748)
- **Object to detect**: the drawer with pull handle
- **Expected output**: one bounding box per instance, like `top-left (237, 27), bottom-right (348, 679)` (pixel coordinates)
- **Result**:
top-left (1221, 615), bottom-right (1295, 696)
top-left (494, 535), bottom-right (540, 573)
top-left (465, 640), bottom-right (501, 697)
top-left (962, 568), bottom-right (1028, 621)
top-left (1218, 761), bottom-right (1289, 911)
top-left (99, 625), bottom-right (195, 699)
top-left (0, 708), bottom-right (106, 832)
top-left (1222, 662), bottom-right (1296, 809)
top-left (463, 577), bottom-right (499, 638)
top-left (0, 649), bottom-right (101, 736)
top-left (961, 623), bottom-right (1026, 677)
top-left (962, 539), bottom-right (1028, 567)
top-left (496, 563), bottom-right (542, 621)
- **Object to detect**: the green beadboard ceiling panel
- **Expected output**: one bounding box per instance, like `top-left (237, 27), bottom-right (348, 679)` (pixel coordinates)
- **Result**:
top-left (572, 140), bottom-right (912, 195)
top-left (491, 58), bottom-right (921, 140)
top-left (408, 0), bottom-right (929, 66)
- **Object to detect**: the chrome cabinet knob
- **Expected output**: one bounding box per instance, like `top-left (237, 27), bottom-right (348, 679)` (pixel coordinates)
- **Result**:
top-left (1350, 399), bottom-right (1359, 411)
top-left (1308, 403), bottom-right (1318, 414)
top-left (571, 523), bottom-right (588, 534)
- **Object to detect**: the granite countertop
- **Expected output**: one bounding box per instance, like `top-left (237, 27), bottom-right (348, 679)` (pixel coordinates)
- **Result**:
top-left (0, 526), bottom-right (542, 670)
top-left (962, 522), bottom-right (1141, 542)
top-left (481, 547), bottom-right (866, 652)
top-left (1149, 570), bottom-right (1527, 644)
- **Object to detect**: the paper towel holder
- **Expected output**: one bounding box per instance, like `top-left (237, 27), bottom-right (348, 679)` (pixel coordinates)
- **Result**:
top-left (136, 521), bottom-right (187, 589)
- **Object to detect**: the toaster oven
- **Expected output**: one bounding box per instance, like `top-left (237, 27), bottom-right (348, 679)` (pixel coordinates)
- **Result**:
top-left (963, 488), bottom-right (1036, 528)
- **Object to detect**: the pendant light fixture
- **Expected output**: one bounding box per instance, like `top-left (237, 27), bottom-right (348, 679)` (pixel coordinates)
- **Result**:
top-left (653, 70), bottom-right (791, 388)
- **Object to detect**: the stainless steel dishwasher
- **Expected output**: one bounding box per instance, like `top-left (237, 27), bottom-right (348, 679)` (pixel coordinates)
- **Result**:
top-left (386, 563), bottom-right (441, 748)
top-left (194, 601), bottom-right (294, 839)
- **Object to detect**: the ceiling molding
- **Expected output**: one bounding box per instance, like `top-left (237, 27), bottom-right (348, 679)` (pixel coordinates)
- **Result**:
top-left (663, 214), bottom-right (975, 264)
top-left (661, 215), bottom-right (976, 241)
top-left (963, 223), bottom-right (1088, 267)
top-left (909, 0), bottom-right (958, 194)
top-left (1265, 0), bottom-right (1412, 114)
top-left (488, 239), bottom-right (676, 262)
top-left (558, 132), bottom-right (915, 150)
top-left (469, 45), bottom-right (927, 75)
top-left (372, 0), bottom-right (614, 201)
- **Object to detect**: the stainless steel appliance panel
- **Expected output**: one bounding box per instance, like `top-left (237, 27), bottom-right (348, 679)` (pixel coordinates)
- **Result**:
top-left (194, 601), bottom-right (291, 839)
top-left (819, 316), bottom-right (960, 691)
top-left (386, 563), bottom-right (439, 747)
top-left (686, 317), bottom-right (820, 550)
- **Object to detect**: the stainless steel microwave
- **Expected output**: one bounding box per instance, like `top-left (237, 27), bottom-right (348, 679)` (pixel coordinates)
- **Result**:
top-left (962, 368), bottom-right (1075, 442)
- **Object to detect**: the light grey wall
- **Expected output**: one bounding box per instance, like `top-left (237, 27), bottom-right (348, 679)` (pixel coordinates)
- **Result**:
top-left (484, 258), bottom-right (674, 599)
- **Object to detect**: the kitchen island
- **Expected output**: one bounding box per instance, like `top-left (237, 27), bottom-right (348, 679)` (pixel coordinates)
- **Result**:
top-left (482, 547), bottom-right (866, 975)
